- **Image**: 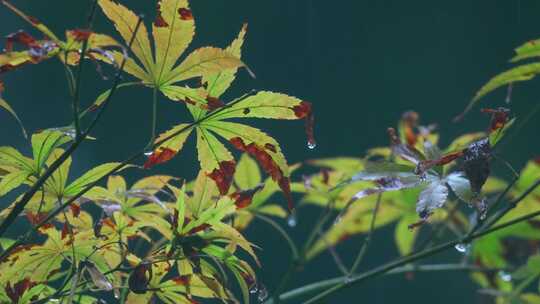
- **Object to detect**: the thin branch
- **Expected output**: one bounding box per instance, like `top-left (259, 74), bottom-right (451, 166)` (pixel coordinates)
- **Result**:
top-left (262, 180), bottom-right (540, 304)
top-left (0, 16), bottom-right (144, 239)
top-left (253, 213), bottom-right (299, 260)
top-left (298, 180), bottom-right (540, 304)
top-left (72, 0), bottom-right (99, 138)
top-left (318, 229), bottom-right (348, 275)
top-left (264, 263), bottom-right (505, 304)
top-left (348, 193), bottom-right (382, 276)
top-left (478, 179), bottom-right (540, 234)
top-left (271, 198), bottom-right (336, 304)
top-left (145, 86), bottom-right (159, 150)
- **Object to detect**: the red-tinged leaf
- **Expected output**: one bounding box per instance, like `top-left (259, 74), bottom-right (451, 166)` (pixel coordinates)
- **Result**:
top-left (400, 111), bottom-right (419, 146)
top-left (278, 176), bottom-right (294, 211)
top-left (230, 184), bottom-right (264, 209)
top-left (206, 96), bottom-right (225, 111)
top-left (25, 212), bottom-right (47, 225)
top-left (304, 107), bottom-right (316, 149)
top-left (481, 107), bottom-right (510, 133)
top-left (154, 2), bottom-right (169, 27)
top-left (71, 29), bottom-right (92, 41)
top-left (5, 31), bottom-right (37, 51)
top-left (61, 222), bottom-right (69, 240)
top-left (207, 160), bottom-right (236, 195)
top-left (172, 275), bottom-right (191, 285)
top-left (178, 7), bottom-right (193, 20)
top-left (188, 223), bottom-right (211, 235)
top-left (128, 262), bottom-right (152, 294)
top-left (143, 147), bottom-right (176, 169)
top-left (102, 217), bottom-right (116, 229)
top-left (230, 137), bottom-right (294, 210)
top-left (292, 101), bottom-right (312, 119)
top-left (292, 101), bottom-right (317, 148)
top-left (69, 203), bottom-right (81, 217)
top-left (415, 150), bottom-right (464, 175)
top-left (5, 278), bottom-right (35, 303)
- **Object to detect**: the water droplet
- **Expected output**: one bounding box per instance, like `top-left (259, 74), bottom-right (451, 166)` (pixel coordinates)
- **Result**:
top-left (249, 283), bottom-right (258, 294)
top-left (479, 211), bottom-right (487, 221)
top-left (63, 128), bottom-right (76, 139)
top-left (307, 141), bottom-right (317, 150)
top-left (454, 243), bottom-right (470, 253)
top-left (344, 276), bottom-right (353, 284)
top-left (498, 270), bottom-right (512, 282)
top-left (334, 215), bottom-right (343, 225)
top-left (257, 284), bottom-right (268, 302)
top-left (144, 150), bottom-right (153, 157)
top-left (287, 213), bottom-right (297, 227)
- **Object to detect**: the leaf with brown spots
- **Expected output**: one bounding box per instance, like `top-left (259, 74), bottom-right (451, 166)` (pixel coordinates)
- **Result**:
top-left (195, 127), bottom-right (235, 195)
top-left (203, 121), bottom-right (294, 210)
top-left (98, 0), bottom-right (246, 87)
top-left (143, 147), bottom-right (177, 169)
top-left (230, 184), bottom-right (264, 209)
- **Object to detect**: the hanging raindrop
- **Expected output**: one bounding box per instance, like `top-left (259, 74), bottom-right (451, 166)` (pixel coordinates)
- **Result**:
top-left (144, 150), bottom-right (153, 157)
top-left (454, 243), bottom-right (470, 253)
top-left (307, 140), bottom-right (317, 150)
top-left (287, 213), bottom-right (297, 227)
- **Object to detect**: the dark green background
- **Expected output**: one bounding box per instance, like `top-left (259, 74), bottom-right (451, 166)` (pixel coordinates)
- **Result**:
top-left (1, 1), bottom-right (540, 303)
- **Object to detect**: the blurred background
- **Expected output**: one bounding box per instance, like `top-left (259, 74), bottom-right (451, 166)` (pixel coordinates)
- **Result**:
top-left (1, 0), bottom-right (540, 303)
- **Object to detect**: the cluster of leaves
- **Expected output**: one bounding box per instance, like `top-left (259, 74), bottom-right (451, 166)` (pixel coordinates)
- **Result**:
top-left (0, 0), bottom-right (313, 303)
top-left (1, 0), bottom-right (540, 303)
top-left (283, 105), bottom-right (540, 303)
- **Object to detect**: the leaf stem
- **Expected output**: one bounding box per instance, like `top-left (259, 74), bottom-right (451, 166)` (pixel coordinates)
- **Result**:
top-left (146, 86), bottom-right (159, 150)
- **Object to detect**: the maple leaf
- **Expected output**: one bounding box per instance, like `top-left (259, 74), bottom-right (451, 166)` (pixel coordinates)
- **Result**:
top-left (144, 22), bottom-right (314, 211)
top-left (97, 0), bottom-right (247, 90)
top-left (85, 175), bottom-right (174, 239)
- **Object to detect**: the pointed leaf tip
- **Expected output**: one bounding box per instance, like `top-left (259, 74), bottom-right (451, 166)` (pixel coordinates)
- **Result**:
top-left (207, 160), bottom-right (236, 195)
top-left (143, 147), bottom-right (177, 169)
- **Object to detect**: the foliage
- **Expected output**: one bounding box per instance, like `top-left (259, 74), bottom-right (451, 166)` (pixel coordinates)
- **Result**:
top-left (0, 1), bottom-right (539, 304)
